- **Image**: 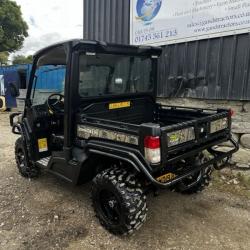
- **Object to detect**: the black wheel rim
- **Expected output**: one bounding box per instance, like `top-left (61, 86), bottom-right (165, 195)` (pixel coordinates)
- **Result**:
top-left (99, 189), bottom-right (121, 225)
top-left (17, 149), bottom-right (27, 173)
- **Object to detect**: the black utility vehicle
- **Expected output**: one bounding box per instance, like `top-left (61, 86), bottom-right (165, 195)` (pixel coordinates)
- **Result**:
top-left (10, 40), bottom-right (238, 235)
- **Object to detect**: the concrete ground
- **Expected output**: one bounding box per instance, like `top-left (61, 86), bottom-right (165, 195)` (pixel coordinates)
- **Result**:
top-left (0, 112), bottom-right (250, 250)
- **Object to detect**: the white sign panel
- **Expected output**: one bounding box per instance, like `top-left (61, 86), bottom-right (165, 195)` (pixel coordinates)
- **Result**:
top-left (130, 0), bottom-right (250, 46)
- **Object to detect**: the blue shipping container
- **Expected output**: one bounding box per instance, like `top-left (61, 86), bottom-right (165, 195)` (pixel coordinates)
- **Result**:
top-left (0, 64), bottom-right (66, 109)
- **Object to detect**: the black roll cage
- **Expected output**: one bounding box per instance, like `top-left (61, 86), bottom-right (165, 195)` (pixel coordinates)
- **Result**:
top-left (24, 40), bottom-right (161, 158)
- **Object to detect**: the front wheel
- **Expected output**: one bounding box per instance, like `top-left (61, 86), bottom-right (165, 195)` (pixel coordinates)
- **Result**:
top-left (15, 137), bottom-right (40, 178)
top-left (91, 167), bottom-right (147, 235)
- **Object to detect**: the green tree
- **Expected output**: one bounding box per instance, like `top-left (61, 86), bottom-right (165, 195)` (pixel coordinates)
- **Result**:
top-left (0, 51), bottom-right (9, 65)
top-left (0, 0), bottom-right (28, 53)
top-left (12, 55), bottom-right (33, 65)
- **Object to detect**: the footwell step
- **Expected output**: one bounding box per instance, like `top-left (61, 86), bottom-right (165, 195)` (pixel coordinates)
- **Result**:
top-left (36, 157), bottom-right (51, 167)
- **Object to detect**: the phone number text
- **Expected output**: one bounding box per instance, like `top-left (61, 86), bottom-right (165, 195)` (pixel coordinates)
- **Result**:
top-left (134, 28), bottom-right (178, 44)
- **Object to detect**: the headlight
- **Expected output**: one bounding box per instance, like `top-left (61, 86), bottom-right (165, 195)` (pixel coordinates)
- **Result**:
top-left (167, 127), bottom-right (195, 147)
top-left (210, 118), bottom-right (228, 133)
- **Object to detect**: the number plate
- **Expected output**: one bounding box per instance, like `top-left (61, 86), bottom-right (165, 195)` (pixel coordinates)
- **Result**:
top-left (109, 101), bottom-right (131, 110)
top-left (38, 138), bottom-right (48, 152)
top-left (156, 173), bottom-right (177, 183)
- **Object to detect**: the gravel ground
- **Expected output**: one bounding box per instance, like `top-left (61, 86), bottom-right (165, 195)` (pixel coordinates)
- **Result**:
top-left (0, 112), bottom-right (250, 250)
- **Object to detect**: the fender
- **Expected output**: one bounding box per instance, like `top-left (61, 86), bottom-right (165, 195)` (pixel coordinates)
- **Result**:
top-left (87, 139), bottom-right (151, 173)
top-left (11, 118), bottom-right (36, 161)
top-left (11, 122), bottom-right (31, 162)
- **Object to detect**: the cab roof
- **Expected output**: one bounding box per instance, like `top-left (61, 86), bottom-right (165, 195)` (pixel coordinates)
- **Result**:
top-left (34, 39), bottom-right (162, 58)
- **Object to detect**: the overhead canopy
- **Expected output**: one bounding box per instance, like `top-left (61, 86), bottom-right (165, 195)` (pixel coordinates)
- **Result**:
top-left (35, 39), bottom-right (162, 67)
top-left (37, 46), bottom-right (67, 66)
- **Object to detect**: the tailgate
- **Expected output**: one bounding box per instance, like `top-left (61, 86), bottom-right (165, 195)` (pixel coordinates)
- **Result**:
top-left (160, 106), bottom-right (231, 164)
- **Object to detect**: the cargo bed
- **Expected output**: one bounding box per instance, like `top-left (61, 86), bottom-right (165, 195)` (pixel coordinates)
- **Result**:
top-left (78, 98), bottom-right (231, 136)
top-left (77, 98), bottom-right (235, 169)
top-left (78, 97), bottom-right (222, 127)
top-left (77, 99), bottom-right (238, 185)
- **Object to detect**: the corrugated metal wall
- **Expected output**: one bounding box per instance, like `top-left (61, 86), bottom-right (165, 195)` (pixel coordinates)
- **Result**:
top-left (83, 0), bottom-right (250, 100)
top-left (83, 0), bottom-right (130, 44)
top-left (0, 64), bottom-right (31, 79)
top-left (35, 66), bottom-right (66, 90)
top-left (158, 34), bottom-right (250, 100)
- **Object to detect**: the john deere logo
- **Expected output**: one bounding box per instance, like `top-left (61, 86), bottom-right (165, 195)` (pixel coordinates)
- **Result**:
top-left (136, 0), bottom-right (162, 23)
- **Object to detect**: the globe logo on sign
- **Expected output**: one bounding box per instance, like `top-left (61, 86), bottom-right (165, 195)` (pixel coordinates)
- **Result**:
top-left (136, 0), bottom-right (162, 23)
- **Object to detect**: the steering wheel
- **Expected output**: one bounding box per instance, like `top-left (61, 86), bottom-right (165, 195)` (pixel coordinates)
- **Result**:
top-left (47, 93), bottom-right (64, 114)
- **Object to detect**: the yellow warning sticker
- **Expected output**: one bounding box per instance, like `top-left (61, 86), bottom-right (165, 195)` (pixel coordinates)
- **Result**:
top-left (38, 138), bottom-right (48, 152)
top-left (109, 101), bottom-right (131, 110)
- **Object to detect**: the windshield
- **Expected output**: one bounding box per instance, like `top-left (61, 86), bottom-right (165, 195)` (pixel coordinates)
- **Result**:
top-left (30, 45), bottom-right (67, 106)
top-left (79, 53), bottom-right (154, 97)
top-left (31, 65), bottom-right (66, 105)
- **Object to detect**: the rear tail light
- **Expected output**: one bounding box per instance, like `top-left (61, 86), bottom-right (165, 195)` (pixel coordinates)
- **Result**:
top-left (229, 109), bottom-right (235, 117)
top-left (144, 136), bottom-right (161, 164)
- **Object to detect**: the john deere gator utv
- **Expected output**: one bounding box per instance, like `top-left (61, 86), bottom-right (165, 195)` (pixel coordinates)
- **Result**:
top-left (10, 40), bottom-right (238, 235)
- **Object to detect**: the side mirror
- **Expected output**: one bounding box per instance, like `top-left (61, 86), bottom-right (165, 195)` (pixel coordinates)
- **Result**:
top-left (9, 82), bottom-right (20, 97)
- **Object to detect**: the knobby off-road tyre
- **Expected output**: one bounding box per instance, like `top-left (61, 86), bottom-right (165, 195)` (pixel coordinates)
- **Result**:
top-left (15, 137), bottom-right (40, 178)
top-left (174, 154), bottom-right (213, 195)
top-left (91, 167), bottom-right (147, 235)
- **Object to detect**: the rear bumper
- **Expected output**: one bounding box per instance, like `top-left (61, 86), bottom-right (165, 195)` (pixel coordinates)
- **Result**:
top-left (148, 138), bottom-right (239, 188)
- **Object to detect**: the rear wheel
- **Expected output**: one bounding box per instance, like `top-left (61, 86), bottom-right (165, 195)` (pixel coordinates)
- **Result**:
top-left (15, 137), bottom-right (40, 178)
top-left (173, 154), bottom-right (213, 194)
top-left (91, 167), bottom-right (147, 235)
